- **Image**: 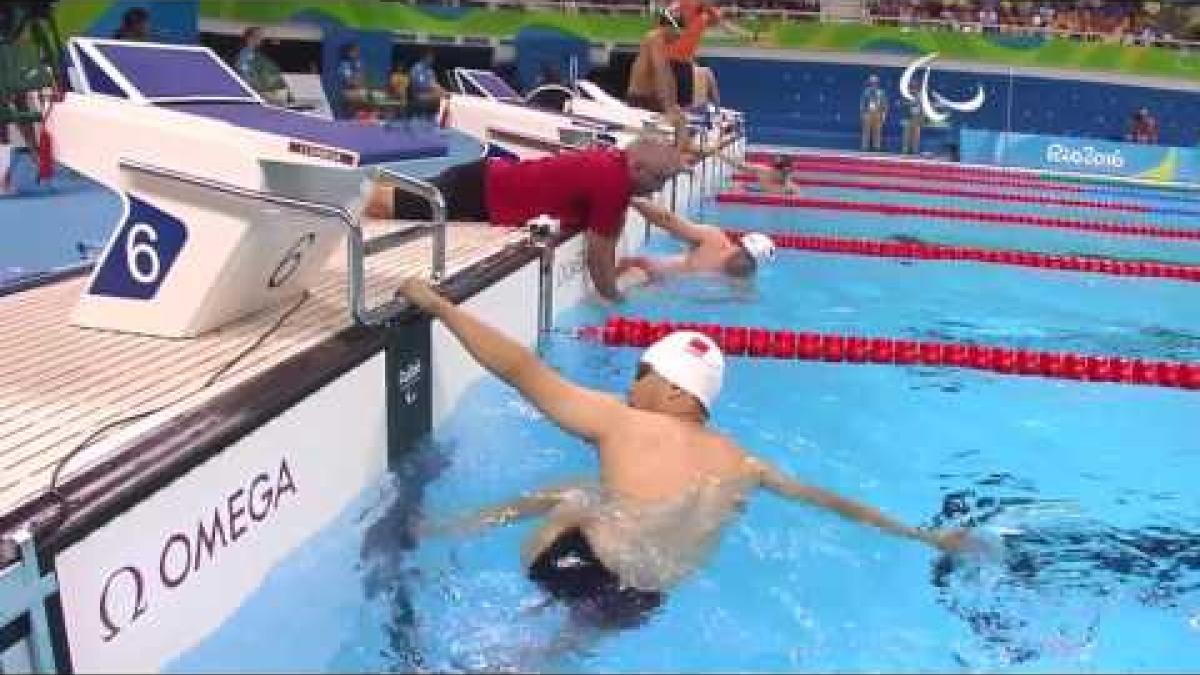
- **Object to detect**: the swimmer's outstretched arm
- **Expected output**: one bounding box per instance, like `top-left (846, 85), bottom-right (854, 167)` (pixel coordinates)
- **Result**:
top-left (398, 278), bottom-right (624, 444)
top-left (753, 460), bottom-right (969, 553)
top-left (426, 484), bottom-right (585, 536)
top-left (631, 197), bottom-right (723, 248)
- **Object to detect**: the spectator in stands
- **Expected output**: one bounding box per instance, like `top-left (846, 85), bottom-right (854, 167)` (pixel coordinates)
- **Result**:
top-left (979, 4), bottom-right (999, 33)
top-left (365, 137), bottom-right (686, 302)
top-left (860, 73), bottom-right (888, 152)
top-left (665, 0), bottom-right (753, 110)
top-left (1128, 107), bottom-right (1159, 145)
top-left (235, 27), bottom-right (291, 106)
top-left (337, 42), bottom-right (369, 117)
top-left (113, 7), bottom-right (151, 41)
top-left (408, 48), bottom-right (446, 126)
top-left (628, 9), bottom-right (687, 141)
top-left (388, 57), bottom-right (410, 106)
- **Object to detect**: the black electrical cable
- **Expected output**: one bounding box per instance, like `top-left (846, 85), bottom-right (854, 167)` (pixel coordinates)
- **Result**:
top-left (36, 291), bottom-right (311, 534)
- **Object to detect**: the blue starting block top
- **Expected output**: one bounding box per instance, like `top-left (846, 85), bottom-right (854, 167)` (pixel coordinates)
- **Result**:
top-left (70, 39), bottom-right (448, 166)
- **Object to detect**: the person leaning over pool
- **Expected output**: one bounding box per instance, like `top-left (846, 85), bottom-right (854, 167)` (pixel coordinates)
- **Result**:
top-left (366, 136), bottom-right (686, 302)
top-left (397, 276), bottom-right (973, 633)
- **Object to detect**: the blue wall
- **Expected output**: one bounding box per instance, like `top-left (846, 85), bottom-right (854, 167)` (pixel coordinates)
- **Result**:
top-left (87, 0), bottom-right (199, 44)
top-left (513, 27), bottom-right (589, 93)
top-left (708, 56), bottom-right (1200, 153)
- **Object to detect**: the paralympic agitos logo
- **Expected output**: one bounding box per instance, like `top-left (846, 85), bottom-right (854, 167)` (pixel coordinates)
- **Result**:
top-left (899, 53), bottom-right (986, 123)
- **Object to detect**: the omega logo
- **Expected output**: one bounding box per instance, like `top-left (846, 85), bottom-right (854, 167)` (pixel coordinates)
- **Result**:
top-left (96, 458), bottom-right (297, 642)
top-left (268, 233), bottom-right (316, 289)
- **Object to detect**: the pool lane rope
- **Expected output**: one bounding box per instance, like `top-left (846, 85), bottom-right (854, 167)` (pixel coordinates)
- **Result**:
top-left (744, 152), bottom-right (1200, 204)
top-left (716, 191), bottom-right (1200, 242)
top-left (580, 317), bottom-right (1200, 391)
top-left (729, 174), bottom-right (1200, 217)
top-left (731, 230), bottom-right (1200, 282)
top-left (742, 157), bottom-right (1075, 192)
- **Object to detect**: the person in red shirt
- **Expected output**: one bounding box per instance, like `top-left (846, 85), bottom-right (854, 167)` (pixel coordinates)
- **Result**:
top-left (366, 137), bottom-right (685, 301)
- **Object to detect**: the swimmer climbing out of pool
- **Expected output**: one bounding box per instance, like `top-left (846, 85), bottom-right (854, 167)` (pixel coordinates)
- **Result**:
top-left (397, 277), bottom-right (972, 633)
top-left (617, 197), bottom-right (776, 283)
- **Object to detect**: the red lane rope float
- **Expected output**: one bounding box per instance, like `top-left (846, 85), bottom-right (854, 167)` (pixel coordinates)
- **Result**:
top-left (746, 151), bottom-right (1066, 182)
top-left (722, 230), bottom-right (1200, 282)
top-left (716, 191), bottom-right (1200, 242)
top-left (580, 317), bottom-right (1200, 391)
top-left (729, 174), bottom-right (1167, 214)
top-left (736, 165), bottom-right (1073, 193)
top-left (743, 154), bottom-right (1079, 192)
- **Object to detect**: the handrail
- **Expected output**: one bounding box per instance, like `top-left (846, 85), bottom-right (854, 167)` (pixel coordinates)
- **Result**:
top-left (373, 166), bottom-right (449, 281)
top-left (118, 159), bottom-right (436, 327)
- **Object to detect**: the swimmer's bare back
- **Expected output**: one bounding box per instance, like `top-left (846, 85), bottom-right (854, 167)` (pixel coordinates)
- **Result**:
top-left (396, 277), bottom-right (973, 590)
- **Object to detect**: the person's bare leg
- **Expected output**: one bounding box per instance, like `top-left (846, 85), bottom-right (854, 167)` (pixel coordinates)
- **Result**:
top-left (365, 183), bottom-right (395, 219)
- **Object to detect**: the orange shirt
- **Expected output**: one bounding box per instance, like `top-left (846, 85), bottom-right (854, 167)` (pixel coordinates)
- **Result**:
top-left (667, 1), bottom-right (722, 63)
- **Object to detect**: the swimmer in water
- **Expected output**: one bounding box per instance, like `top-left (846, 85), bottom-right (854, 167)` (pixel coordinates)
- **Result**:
top-left (617, 197), bottom-right (776, 285)
top-left (398, 277), bottom-right (971, 637)
top-left (721, 153), bottom-right (793, 193)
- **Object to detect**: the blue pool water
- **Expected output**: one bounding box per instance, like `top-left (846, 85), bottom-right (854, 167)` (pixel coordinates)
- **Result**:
top-left (0, 160), bottom-right (120, 285)
top-left (169, 186), bottom-right (1200, 672)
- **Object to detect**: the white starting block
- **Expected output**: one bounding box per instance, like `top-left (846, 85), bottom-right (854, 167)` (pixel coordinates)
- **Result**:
top-left (72, 160), bottom-right (372, 338)
top-left (54, 38), bottom-right (454, 338)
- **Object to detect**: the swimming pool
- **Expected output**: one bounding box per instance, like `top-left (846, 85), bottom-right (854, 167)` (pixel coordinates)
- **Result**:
top-left (0, 161), bottom-right (120, 285)
top-left (167, 161), bottom-right (1200, 673)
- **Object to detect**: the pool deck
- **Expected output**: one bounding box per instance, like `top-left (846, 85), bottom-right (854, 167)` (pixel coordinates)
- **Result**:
top-left (0, 221), bottom-right (526, 518)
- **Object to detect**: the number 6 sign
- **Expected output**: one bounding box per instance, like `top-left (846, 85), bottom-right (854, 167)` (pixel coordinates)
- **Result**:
top-left (90, 197), bottom-right (188, 300)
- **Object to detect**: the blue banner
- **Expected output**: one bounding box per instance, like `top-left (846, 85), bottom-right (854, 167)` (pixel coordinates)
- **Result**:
top-left (959, 128), bottom-right (1200, 184)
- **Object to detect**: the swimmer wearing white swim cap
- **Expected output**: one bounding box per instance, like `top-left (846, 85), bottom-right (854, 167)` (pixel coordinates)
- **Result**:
top-left (617, 197), bottom-right (776, 284)
top-left (398, 276), bottom-right (972, 638)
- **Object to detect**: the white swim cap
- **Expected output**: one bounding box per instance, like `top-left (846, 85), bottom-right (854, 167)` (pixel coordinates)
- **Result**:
top-left (639, 331), bottom-right (725, 412)
top-left (740, 232), bottom-right (777, 264)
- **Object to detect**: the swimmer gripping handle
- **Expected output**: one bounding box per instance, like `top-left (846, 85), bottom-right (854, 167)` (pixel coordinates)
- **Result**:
top-left (578, 317), bottom-right (1200, 391)
top-left (715, 192), bottom-right (1200, 242)
top-left (719, 230), bottom-right (1200, 283)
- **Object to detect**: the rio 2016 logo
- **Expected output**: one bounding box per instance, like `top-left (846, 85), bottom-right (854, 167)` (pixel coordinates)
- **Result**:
top-left (899, 53), bottom-right (986, 124)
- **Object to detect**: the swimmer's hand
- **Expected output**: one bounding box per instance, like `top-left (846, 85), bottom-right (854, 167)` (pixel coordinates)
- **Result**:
top-left (397, 276), bottom-right (446, 313)
top-left (417, 512), bottom-right (505, 538)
